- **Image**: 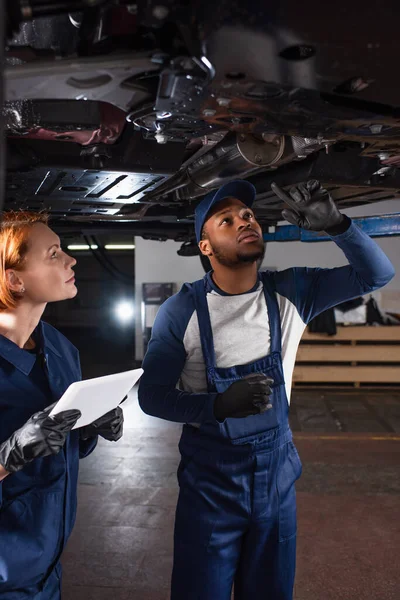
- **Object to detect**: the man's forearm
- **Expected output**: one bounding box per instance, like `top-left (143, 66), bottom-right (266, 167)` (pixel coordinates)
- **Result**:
top-left (138, 382), bottom-right (217, 424)
top-left (0, 464), bottom-right (10, 481)
top-left (330, 220), bottom-right (395, 289)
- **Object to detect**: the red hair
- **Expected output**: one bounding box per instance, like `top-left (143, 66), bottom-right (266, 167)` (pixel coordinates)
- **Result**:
top-left (0, 211), bottom-right (49, 310)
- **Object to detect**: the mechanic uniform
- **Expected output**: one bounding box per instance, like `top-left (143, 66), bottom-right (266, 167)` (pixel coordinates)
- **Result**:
top-left (138, 219), bottom-right (394, 600)
top-left (0, 322), bottom-right (97, 600)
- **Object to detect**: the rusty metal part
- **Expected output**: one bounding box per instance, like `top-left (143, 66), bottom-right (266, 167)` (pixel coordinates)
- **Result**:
top-left (4, 99), bottom-right (127, 145)
top-left (360, 140), bottom-right (400, 159)
top-left (236, 133), bottom-right (285, 166)
top-left (291, 136), bottom-right (333, 158)
top-left (334, 77), bottom-right (374, 95)
top-left (379, 155), bottom-right (400, 167)
top-left (175, 132), bottom-right (287, 200)
top-left (199, 79), bottom-right (400, 144)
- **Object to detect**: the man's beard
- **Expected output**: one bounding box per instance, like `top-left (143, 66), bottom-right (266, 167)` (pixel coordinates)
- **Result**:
top-left (211, 240), bottom-right (266, 268)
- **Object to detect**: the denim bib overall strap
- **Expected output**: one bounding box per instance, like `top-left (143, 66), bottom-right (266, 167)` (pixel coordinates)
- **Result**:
top-left (189, 274), bottom-right (290, 443)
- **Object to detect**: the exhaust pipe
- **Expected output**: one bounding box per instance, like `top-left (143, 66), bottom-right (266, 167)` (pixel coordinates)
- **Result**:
top-left (67, 132), bottom-right (325, 222)
top-left (137, 131), bottom-right (286, 205)
top-left (175, 131), bottom-right (285, 200)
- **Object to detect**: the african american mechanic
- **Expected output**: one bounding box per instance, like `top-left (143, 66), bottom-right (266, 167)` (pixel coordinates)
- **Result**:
top-left (138, 179), bottom-right (395, 600)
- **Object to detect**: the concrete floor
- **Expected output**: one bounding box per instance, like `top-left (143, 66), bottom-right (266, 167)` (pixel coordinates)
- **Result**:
top-left (62, 388), bottom-right (400, 600)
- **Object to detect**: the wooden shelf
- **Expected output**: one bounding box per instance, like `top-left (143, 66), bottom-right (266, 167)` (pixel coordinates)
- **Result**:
top-left (294, 326), bottom-right (400, 387)
top-left (296, 345), bottom-right (400, 363)
top-left (302, 327), bottom-right (400, 342)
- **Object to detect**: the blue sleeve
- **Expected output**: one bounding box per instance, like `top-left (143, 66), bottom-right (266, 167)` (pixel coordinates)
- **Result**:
top-left (138, 285), bottom-right (217, 423)
top-left (271, 219), bottom-right (395, 324)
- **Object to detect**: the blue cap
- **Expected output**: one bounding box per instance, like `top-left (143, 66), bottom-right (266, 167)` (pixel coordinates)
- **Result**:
top-left (195, 180), bottom-right (256, 243)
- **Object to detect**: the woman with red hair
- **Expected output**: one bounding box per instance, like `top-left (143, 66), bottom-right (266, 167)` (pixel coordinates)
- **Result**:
top-left (0, 212), bottom-right (124, 599)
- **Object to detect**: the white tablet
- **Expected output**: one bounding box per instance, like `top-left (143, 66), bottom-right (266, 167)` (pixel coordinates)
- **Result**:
top-left (49, 368), bottom-right (143, 429)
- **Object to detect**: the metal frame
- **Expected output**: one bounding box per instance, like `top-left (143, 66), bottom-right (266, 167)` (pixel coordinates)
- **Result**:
top-left (263, 214), bottom-right (400, 242)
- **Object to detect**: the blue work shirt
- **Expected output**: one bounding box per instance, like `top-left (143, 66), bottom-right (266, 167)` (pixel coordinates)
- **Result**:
top-left (139, 219), bottom-right (395, 423)
top-left (0, 321), bottom-right (97, 598)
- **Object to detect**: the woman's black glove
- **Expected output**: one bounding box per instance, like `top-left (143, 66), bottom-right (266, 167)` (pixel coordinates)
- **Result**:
top-left (214, 373), bottom-right (274, 421)
top-left (80, 406), bottom-right (124, 442)
top-left (0, 405), bottom-right (81, 473)
top-left (271, 180), bottom-right (348, 233)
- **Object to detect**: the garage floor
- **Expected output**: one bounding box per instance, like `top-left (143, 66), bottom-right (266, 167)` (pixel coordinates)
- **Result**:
top-left (62, 388), bottom-right (400, 600)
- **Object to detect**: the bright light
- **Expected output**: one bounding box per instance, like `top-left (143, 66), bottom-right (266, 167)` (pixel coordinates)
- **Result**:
top-left (201, 56), bottom-right (213, 70)
top-left (66, 244), bottom-right (134, 251)
top-left (67, 244), bottom-right (98, 251)
top-left (115, 301), bottom-right (135, 323)
top-left (105, 244), bottom-right (135, 250)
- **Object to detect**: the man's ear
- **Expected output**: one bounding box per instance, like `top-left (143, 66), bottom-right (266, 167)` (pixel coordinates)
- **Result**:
top-left (5, 270), bottom-right (24, 293)
top-left (199, 239), bottom-right (213, 257)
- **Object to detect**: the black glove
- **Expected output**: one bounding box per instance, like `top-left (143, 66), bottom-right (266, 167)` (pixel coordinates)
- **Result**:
top-left (0, 405), bottom-right (81, 474)
top-left (271, 180), bottom-right (346, 233)
top-left (214, 373), bottom-right (274, 421)
top-left (80, 406), bottom-right (124, 442)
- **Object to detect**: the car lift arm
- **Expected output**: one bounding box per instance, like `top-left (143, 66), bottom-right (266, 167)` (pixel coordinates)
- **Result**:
top-left (263, 213), bottom-right (400, 242)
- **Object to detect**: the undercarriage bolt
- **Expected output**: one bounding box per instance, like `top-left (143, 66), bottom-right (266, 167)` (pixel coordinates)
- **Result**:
top-left (203, 109), bottom-right (216, 117)
top-left (155, 133), bottom-right (168, 144)
top-left (369, 124), bottom-right (383, 134)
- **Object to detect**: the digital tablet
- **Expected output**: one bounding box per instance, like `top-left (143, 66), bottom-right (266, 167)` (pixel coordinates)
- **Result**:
top-left (49, 368), bottom-right (143, 429)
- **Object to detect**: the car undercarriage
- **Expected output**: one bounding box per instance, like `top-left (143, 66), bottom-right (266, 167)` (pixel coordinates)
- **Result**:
top-left (3, 0), bottom-right (400, 249)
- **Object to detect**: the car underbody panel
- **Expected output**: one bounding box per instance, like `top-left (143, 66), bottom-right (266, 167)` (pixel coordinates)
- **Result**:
top-left (3, 0), bottom-right (400, 244)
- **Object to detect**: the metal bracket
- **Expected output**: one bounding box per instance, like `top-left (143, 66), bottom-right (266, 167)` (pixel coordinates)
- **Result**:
top-left (263, 214), bottom-right (400, 242)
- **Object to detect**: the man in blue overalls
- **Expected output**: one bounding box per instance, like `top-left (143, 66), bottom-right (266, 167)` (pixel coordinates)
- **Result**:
top-left (138, 179), bottom-right (395, 599)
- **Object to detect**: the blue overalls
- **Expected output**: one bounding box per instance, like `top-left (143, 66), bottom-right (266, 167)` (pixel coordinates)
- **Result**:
top-left (171, 273), bottom-right (302, 600)
top-left (0, 321), bottom-right (97, 600)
